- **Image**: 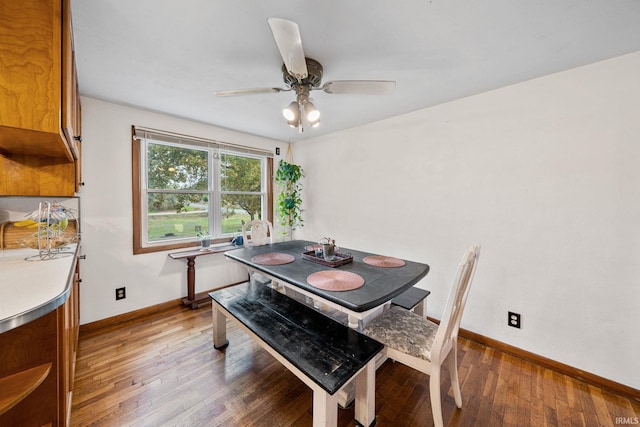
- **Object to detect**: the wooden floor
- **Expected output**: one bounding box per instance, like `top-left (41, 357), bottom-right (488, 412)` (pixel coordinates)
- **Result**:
top-left (71, 302), bottom-right (639, 427)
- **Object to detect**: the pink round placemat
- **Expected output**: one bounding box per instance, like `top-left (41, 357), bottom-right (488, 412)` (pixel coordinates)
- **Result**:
top-left (362, 255), bottom-right (406, 268)
top-left (251, 253), bottom-right (296, 265)
top-left (307, 270), bottom-right (365, 291)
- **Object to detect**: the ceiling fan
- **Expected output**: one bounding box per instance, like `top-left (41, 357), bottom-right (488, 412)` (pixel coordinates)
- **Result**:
top-left (215, 18), bottom-right (396, 132)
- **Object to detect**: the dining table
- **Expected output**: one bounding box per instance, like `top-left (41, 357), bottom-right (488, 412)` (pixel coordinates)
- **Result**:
top-left (218, 239), bottom-right (430, 418)
top-left (223, 239), bottom-right (430, 330)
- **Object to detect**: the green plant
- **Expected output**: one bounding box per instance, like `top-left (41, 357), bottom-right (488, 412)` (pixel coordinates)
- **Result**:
top-left (196, 230), bottom-right (211, 240)
top-left (196, 230), bottom-right (211, 248)
top-left (275, 159), bottom-right (304, 236)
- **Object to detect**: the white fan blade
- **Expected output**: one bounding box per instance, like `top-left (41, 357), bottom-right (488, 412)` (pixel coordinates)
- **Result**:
top-left (215, 87), bottom-right (289, 97)
top-left (321, 80), bottom-right (396, 95)
top-left (267, 18), bottom-right (308, 80)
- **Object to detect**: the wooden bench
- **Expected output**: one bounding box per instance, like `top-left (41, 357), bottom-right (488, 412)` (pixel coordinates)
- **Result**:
top-left (391, 286), bottom-right (430, 317)
top-left (209, 282), bottom-right (382, 427)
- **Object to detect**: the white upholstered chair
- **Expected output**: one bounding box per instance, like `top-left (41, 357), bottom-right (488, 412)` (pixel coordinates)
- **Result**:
top-left (241, 220), bottom-right (274, 248)
top-left (363, 245), bottom-right (481, 427)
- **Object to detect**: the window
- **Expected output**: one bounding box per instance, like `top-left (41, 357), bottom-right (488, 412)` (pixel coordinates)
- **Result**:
top-left (132, 127), bottom-right (273, 254)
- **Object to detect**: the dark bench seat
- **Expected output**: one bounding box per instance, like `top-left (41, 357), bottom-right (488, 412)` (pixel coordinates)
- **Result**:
top-left (391, 286), bottom-right (430, 316)
top-left (209, 282), bottom-right (382, 427)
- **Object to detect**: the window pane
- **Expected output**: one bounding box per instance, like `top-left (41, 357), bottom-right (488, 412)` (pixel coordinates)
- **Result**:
top-left (147, 193), bottom-right (208, 241)
top-left (221, 194), bottom-right (262, 234)
top-left (148, 143), bottom-right (208, 191)
top-left (220, 153), bottom-right (262, 192)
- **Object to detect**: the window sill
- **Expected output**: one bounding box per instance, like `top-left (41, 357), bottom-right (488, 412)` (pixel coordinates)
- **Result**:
top-left (133, 237), bottom-right (233, 255)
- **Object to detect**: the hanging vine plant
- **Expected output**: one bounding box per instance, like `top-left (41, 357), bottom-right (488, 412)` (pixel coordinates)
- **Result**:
top-left (275, 159), bottom-right (304, 237)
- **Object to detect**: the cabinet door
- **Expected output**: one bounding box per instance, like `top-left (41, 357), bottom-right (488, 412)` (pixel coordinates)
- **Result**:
top-left (0, 0), bottom-right (79, 164)
top-left (0, 0), bottom-right (61, 134)
top-left (62, 0), bottom-right (83, 192)
top-left (62, 0), bottom-right (82, 162)
top-left (59, 257), bottom-right (80, 426)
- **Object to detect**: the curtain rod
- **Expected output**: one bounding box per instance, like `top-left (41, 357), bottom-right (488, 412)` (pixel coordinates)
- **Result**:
top-left (133, 126), bottom-right (274, 157)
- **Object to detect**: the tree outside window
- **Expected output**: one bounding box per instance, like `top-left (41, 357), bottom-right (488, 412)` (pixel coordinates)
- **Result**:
top-left (221, 153), bottom-right (263, 233)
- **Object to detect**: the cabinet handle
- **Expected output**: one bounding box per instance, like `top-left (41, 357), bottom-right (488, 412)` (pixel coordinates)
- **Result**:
top-left (78, 255), bottom-right (86, 260)
top-left (74, 136), bottom-right (82, 142)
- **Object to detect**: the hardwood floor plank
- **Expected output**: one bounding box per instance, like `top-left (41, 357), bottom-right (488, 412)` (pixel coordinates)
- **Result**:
top-left (542, 369), bottom-right (558, 413)
top-left (71, 304), bottom-right (640, 426)
top-left (530, 398), bottom-right (546, 427)
top-left (476, 368), bottom-right (497, 424)
top-left (502, 355), bottom-right (521, 426)
top-left (555, 399), bottom-right (572, 427)
top-left (457, 351), bottom-right (483, 426)
top-left (589, 384), bottom-right (617, 426)
top-left (516, 395), bottom-right (532, 427)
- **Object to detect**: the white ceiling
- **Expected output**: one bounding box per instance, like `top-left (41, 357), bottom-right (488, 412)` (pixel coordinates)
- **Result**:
top-left (71, 1), bottom-right (640, 143)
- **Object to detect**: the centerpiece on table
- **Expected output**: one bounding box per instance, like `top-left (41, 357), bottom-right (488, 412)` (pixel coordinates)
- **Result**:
top-left (303, 237), bottom-right (353, 267)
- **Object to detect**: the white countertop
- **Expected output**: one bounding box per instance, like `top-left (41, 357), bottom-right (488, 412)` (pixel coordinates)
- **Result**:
top-left (0, 244), bottom-right (78, 332)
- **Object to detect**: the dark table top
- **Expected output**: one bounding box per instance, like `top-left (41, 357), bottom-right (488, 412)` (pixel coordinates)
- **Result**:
top-left (224, 240), bottom-right (430, 313)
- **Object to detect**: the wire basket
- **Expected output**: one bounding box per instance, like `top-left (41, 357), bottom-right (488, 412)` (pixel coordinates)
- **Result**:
top-left (17, 201), bottom-right (78, 261)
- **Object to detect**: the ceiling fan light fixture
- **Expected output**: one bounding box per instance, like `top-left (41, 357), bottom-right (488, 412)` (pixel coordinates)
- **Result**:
top-left (282, 101), bottom-right (300, 121)
top-left (304, 101), bottom-right (320, 122)
top-left (216, 19), bottom-right (396, 133)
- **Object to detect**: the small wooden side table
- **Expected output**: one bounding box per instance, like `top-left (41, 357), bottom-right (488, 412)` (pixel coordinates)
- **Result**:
top-left (169, 245), bottom-right (237, 309)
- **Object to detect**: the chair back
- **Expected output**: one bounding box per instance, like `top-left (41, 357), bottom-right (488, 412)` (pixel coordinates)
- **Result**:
top-left (430, 245), bottom-right (481, 363)
top-left (242, 220), bottom-right (274, 248)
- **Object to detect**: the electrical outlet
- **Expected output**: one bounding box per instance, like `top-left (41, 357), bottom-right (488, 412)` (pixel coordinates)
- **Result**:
top-left (116, 287), bottom-right (126, 300)
top-left (508, 311), bottom-right (521, 328)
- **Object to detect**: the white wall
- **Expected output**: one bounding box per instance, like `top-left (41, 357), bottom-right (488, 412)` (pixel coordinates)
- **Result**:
top-left (79, 98), bottom-right (285, 324)
top-left (294, 52), bottom-right (640, 389)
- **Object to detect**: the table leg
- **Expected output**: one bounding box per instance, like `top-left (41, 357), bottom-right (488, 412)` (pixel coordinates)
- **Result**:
top-left (212, 301), bottom-right (229, 349)
top-left (186, 256), bottom-right (196, 301)
top-left (182, 256), bottom-right (210, 309)
top-left (312, 390), bottom-right (338, 427)
top-left (354, 359), bottom-right (376, 427)
top-left (348, 314), bottom-right (362, 330)
top-left (413, 300), bottom-right (425, 317)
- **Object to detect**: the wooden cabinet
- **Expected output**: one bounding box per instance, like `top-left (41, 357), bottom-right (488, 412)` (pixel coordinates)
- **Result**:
top-left (0, 0), bottom-right (82, 196)
top-left (59, 261), bottom-right (81, 425)
top-left (0, 257), bottom-right (81, 427)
